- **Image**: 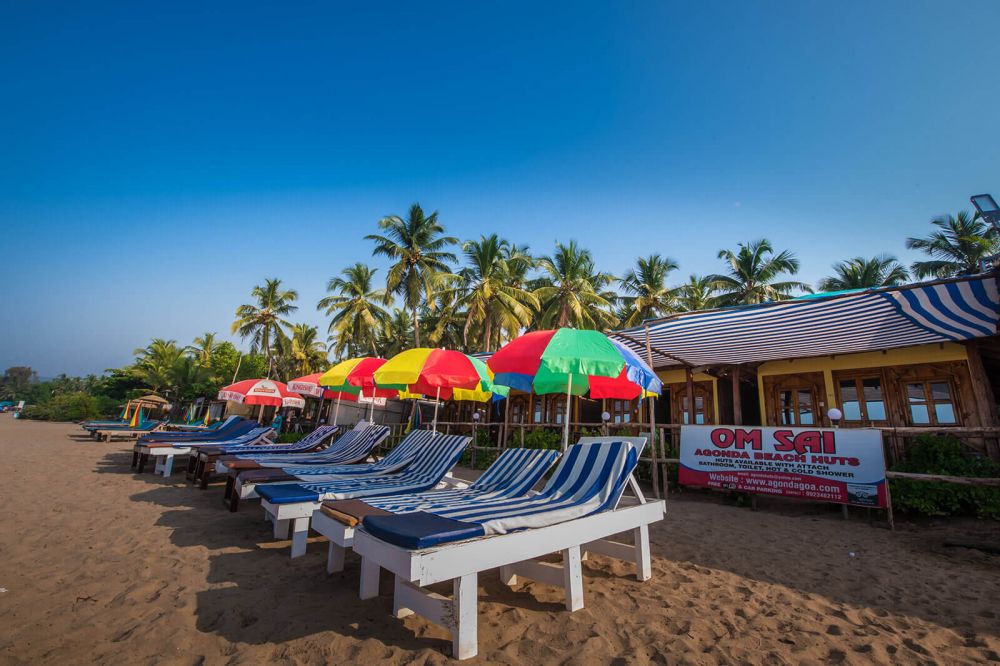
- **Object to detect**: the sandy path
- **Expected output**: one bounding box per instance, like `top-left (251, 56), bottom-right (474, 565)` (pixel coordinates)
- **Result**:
top-left (0, 416), bottom-right (997, 665)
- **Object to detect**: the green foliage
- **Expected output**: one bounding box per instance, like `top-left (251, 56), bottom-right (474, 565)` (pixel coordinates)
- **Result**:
top-left (889, 435), bottom-right (1000, 519)
top-left (21, 391), bottom-right (115, 421)
top-left (276, 432), bottom-right (305, 443)
top-left (521, 428), bottom-right (563, 450)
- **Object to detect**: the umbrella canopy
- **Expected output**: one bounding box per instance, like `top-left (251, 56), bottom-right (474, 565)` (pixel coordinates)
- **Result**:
top-left (135, 394), bottom-right (169, 406)
top-left (218, 379), bottom-right (306, 409)
top-left (488, 329), bottom-right (627, 395)
top-left (374, 348), bottom-right (494, 400)
top-left (319, 357), bottom-right (396, 398)
top-left (288, 373), bottom-right (359, 401)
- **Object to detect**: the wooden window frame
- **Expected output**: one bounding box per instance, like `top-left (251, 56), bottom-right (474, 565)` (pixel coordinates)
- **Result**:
top-left (904, 378), bottom-right (961, 426)
top-left (834, 371), bottom-right (889, 426)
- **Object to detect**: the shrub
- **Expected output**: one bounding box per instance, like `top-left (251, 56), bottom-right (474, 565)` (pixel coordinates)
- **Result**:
top-left (20, 392), bottom-right (105, 421)
top-left (522, 428), bottom-right (562, 450)
top-left (889, 435), bottom-right (1000, 519)
top-left (276, 432), bottom-right (305, 443)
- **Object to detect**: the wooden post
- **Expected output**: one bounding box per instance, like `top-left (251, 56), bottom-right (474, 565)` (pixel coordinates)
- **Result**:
top-left (731, 365), bottom-right (742, 426)
top-left (643, 325), bottom-right (662, 499)
top-left (685, 366), bottom-right (696, 425)
top-left (963, 340), bottom-right (1000, 459)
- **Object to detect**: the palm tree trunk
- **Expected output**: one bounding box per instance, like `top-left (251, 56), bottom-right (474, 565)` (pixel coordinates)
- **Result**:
top-left (483, 318), bottom-right (493, 353)
top-left (412, 306), bottom-right (421, 347)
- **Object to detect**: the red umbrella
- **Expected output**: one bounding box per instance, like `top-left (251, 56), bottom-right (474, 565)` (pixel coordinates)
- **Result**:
top-left (218, 379), bottom-right (306, 409)
top-left (288, 373), bottom-right (360, 401)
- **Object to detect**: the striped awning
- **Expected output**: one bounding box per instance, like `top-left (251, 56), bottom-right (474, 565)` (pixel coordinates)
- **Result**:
top-left (611, 273), bottom-right (1000, 368)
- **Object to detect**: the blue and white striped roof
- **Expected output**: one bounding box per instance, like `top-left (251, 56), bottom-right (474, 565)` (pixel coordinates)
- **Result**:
top-left (612, 273), bottom-right (1000, 368)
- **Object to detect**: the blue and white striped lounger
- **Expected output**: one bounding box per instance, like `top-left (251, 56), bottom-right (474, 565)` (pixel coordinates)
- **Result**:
top-left (312, 447), bottom-right (560, 573)
top-left (137, 427), bottom-right (274, 476)
top-left (351, 437), bottom-right (666, 660)
top-left (225, 425), bottom-right (399, 509)
top-left (255, 433), bottom-right (471, 558)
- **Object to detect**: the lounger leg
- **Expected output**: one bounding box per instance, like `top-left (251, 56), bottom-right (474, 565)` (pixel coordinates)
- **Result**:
top-left (326, 542), bottom-right (346, 574)
top-left (224, 475), bottom-right (235, 500)
top-left (137, 453), bottom-right (148, 473)
top-left (633, 525), bottom-right (651, 581)
top-left (186, 455), bottom-right (198, 478)
top-left (273, 518), bottom-right (290, 540)
top-left (289, 517), bottom-right (309, 558)
top-left (359, 557), bottom-right (380, 599)
top-left (562, 545), bottom-right (584, 612)
top-left (452, 573), bottom-right (478, 659)
top-left (131, 450), bottom-right (139, 468)
top-left (393, 576), bottom-right (414, 618)
top-left (199, 463), bottom-right (211, 489)
top-left (499, 565), bottom-right (517, 587)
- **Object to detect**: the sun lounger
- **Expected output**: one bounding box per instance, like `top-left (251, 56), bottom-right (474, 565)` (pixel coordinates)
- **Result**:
top-left (312, 447), bottom-right (559, 574)
top-left (351, 437), bottom-right (664, 659)
top-left (188, 424), bottom-right (343, 488)
top-left (129, 417), bottom-right (256, 468)
top-left (135, 426), bottom-right (274, 476)
top-left (92, 420), bottom-right (165, 442)
top-left (255, 433), bottom-right (471, 558)
top-left (223, 425), bottom-right (406, 511)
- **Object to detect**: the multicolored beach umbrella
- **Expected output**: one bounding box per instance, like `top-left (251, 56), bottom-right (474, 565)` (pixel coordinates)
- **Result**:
top-left (374, 348), bottom-right (505, 431)
top-left (319, 357), bottom-right (396, 424)
top-left (218, 379), bottom-right (306, 410)
top-left (288, 372), bottom-right (360, 401)
top-left (488, 329), bottom-right (661, 449)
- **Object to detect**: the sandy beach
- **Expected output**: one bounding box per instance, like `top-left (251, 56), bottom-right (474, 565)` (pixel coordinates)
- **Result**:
top-left (1, 416), bottom-right (998, 665)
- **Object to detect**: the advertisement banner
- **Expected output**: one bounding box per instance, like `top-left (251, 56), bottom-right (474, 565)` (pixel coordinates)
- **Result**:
top-left (679, 425), bottom-right (887, 508)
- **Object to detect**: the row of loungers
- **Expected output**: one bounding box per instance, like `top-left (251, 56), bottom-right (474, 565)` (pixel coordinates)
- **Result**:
top-left (124, 420), bottom-right (665, 659)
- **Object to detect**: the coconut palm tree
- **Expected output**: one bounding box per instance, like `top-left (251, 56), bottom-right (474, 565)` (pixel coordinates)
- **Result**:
top-left (132, 339), bottom-right (184, 392)
top-left (458, 234), bottom-right (539, 351)
top-left (534, 241), bottom-right (618, 329)
top-left (619, 254), bottom-right (679, 326)
top-left (905, 211), bottom-right (999, 279)
top-left (676, 275), bottom-right (717, 311)
top-left (708, 239), bottom-right (811, 306)
top-left (189, 332), bottom-right (220, 367)
top-left (818, 255), bottom-right (910, 291)
top-left (318, 263), bottom-right (392, 358)
top-left (231, 278), bottom-right (298, 375)
top-left (423, 288), bottom-right (468, 351)
top-left (273, 323), bottom-right (328, 378)
top-left (375, 308), bottom-right (415, 358)
top-left (366, 203), bottom-right (458, 346)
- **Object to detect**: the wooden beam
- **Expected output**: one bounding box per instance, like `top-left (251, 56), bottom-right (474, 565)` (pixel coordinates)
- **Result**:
top-left (731, 365), bottom-right (742, 426)
top-left (685, 366), bottom-right (696, 425)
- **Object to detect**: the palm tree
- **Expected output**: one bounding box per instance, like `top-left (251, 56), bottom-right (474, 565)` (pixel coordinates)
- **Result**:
top-left (375, 308), bottom-right (415, 358)
top-left (132, 339), bottom-right (184, 392)
top-left (366, 203), bottom-right (458, 346)
top-left (318, 264), bottom-right (392, 358)
top-left (189, 332), bottom-right (220, 367)
top-left (273, 323), bottom-right (328, 378)
top-left (708, 239), bottom-right (811, 306)
top-left (231, 278), bottom-right (298, 375)
top-left (818, 254), bottom-right (910, 291)
top-left (619, 254), bottom-right (679, 326)
top-left (533, 241), bottom-right (618, 329)
top-left (458, 234), bottom-right (539, 351)
top-left (676, 275), bottom-right (717, 311)
top-left (905, 211), bottom-right (999, 278)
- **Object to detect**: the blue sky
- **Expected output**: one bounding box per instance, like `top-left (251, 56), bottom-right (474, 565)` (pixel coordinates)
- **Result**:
top-left (2, 1), bottom-right (998, 376)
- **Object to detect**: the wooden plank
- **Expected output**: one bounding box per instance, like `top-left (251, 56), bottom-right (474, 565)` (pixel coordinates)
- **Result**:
top-left (731, 365), bottom-right (742, 426)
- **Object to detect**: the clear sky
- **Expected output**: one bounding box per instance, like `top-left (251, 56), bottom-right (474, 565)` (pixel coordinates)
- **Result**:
top-left (2, 1), bottom-right (998, 376)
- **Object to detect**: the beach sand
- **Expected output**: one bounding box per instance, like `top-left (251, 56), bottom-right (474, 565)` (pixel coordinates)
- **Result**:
top-left (1, 416), bottom-right (998, 665)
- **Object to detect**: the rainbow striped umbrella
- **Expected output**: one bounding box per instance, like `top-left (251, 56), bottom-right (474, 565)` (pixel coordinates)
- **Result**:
top-left (319, 357), bottom-right (398, 424)
top-left (374, 348), bottom-right (505, 431)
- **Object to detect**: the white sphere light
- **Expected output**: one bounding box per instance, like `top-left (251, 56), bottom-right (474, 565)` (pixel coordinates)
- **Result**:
top-left (601, 411), bottom-right (611, 422)
top-left (827, 408), bottom-right (843, 421)
top-left (472, 412), bottom-right (481, 421)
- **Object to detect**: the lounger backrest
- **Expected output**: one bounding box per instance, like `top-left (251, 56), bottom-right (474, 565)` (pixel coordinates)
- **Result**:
top-left (370, 429), bottom-right (437, 471)
top-left (333, 424), bottom-right (389, 461)
top-left (295, 424), bottom-right (339, 448)
top-left (469, 448), bottom-right (560, 494)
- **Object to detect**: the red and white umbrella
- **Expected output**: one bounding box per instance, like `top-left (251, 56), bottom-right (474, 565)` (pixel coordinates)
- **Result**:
top-left (218, 379), bottom-right (306, 409)
top-left (287, 373), bottom-right (359, 401)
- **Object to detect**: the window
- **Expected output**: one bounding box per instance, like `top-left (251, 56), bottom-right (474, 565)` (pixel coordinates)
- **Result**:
top-left (779, 389), bottom-right (815, 426)
top-left (609, 399), bottom-right (634, 424)
top-left (837, 376), bottom-right (886, 423)
top-left (551, 396), bottom-right (567, 425)
top-left (509, 397), bottom-right (526, 424)
top-left (681, 394), bottom-right (706, 424)
top-left (906, 380), bottom-right (958, 425)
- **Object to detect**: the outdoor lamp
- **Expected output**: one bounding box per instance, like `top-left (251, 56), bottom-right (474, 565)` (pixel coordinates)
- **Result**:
top-left (971, 193), bottom-right (1000, 229)
top-left (472, 412), bottom-right (481, 422)
top-left (601, 411), bottom-right (611, 422)
top-left (827, 408), bottom-right (843, 422)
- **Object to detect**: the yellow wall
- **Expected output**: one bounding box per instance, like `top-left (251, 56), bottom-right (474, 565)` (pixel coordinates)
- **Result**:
top-left (657, 370), bottom-right (720, 421)
top-left (755, 342), bottom-right (969, 414)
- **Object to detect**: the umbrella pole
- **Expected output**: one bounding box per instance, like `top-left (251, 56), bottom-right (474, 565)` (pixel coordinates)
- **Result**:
top-left (313, 397), bottom-right (324, 429)
top-left (368, 389), bottom-right (375, 422)
top-left (332, 395), bottom-right (341, 427)
top-left (432, 387), bottom-right (441, 434)
top-left (562, 375), bottom-right (573, 452)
